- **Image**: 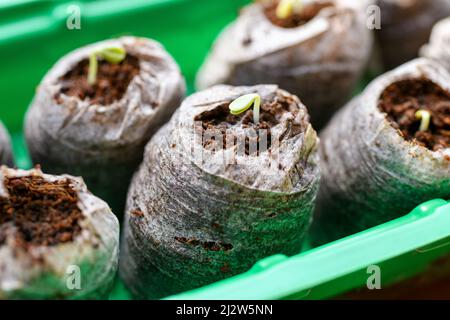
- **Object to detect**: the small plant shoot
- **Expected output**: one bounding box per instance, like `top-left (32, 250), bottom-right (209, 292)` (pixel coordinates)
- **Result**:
top-left (276, 0), bottom-right (303, 19)
top-left (229, 93), bottom-right (261, 124)
top-left (415, 109), bottom-right (431, 132)
top-left (88, 46), bottom-right (127, 85)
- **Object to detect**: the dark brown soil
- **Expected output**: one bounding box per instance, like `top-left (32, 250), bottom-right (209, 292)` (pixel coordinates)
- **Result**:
top-left (194, 95), bottom-right (303, 155)
top-left (57, 54), bottom-right (140, 106)
top-left (263, 0), bottom-right (333, 28)
top-left (0, 176), bottom-right (83, 248)
top-left (174, 236), bottom-right (233, 252)
top-left (378, 78), bottom-right (450, 151)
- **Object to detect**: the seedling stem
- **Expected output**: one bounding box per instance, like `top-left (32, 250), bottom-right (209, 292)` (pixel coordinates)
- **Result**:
top-left (276, 0), bottom-right (303, 19)
top-left (87, 46), bottom-right (126, 85)
top-left (415, 109), bottom-right (431, 132)
top-left (229, 94), bottom-right (261, 124)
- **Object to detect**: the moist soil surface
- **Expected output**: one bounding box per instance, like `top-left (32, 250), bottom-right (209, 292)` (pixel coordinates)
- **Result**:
top-left (263, 0), bottom-right (334, 28)
top-left (378, 78), bottom-right (450, 151)
top-left (195, 95), bottom-right (303, 155)
top-left (57, 54), bottom-right (140, 106)
top-left (0, 176), bottom-right (83, 248)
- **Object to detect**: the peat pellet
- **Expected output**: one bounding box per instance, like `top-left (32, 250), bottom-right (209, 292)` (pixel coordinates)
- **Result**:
top-left (25, 37), bottom-right (186, 216)
top-left (196, 0), bottom-right (372, 129)
top-left (375, 0), bottom-right (450, 70)
top-left (120, 85), bottom-right (320, 299)
top-left (0, 122), bottom-right (13, 167)
top-left (312, 59), bottom-right (450, 245)
top-left (0, 166), bottom-right (119, 299)
top-left (421, 17), bottom-right (450, 72)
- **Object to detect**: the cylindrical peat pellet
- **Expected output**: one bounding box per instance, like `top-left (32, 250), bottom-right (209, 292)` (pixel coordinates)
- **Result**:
top-left (375, 0), bottom-right (450, 70)
top-left (120, 84), bottom-right (320, 299)
top-left (25, 36), bottom-right (186, 215)
top-left (421, 17), bottom-right (450, 72)
top-left (0, 166), bottom-right (119, 299)
top-left (312, 58), bottom-right (450, 245)
top-left (196, 0), bottom-right (372, 129)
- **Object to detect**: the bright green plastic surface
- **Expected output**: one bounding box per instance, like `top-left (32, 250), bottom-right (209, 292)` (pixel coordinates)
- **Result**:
top-left (1, 0), bottom-right (449, 300)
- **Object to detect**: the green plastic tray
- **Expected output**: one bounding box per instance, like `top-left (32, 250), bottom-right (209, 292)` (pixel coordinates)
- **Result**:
top-left (1, 0), bottom-right (449, 300)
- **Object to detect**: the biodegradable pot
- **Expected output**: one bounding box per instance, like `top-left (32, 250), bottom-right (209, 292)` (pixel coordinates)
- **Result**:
top-left (25, 37), bottom-right (186, 216)
top-left (120, 85), bottom-right (320, 299)
top-left (196, 0), bottom-right (373, 129)
top-left (312, 59), bottom-right (450, 245)
top-left (0, 167), bottom-right (119, 299)
top-left (376, 0), bottom-right (450, 70)
top-left (0, 122), bottom-right (13, 167)
top-left (421, 17), bottom-right (450, 72)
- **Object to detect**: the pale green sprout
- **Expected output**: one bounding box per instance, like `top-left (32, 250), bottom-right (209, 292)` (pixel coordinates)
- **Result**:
top-left (88, 46), bottom-right (127, 85)
top-left (229, 93), bottom-right (261, 124)
top-left (415, 109), bottom-right (431, 132)
top-left (276, 0), bottom-right (303, 19)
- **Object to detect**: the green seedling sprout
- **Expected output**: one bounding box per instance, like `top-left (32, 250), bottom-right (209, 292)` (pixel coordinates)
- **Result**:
top-left (276, 0), bottom-right (303, 19)
top-left (88, 46), bottom-right (127, 85)
top-left (229, 93), bottom-right (261, 124)
top-left (415, 109), bottom-right (431, 132)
